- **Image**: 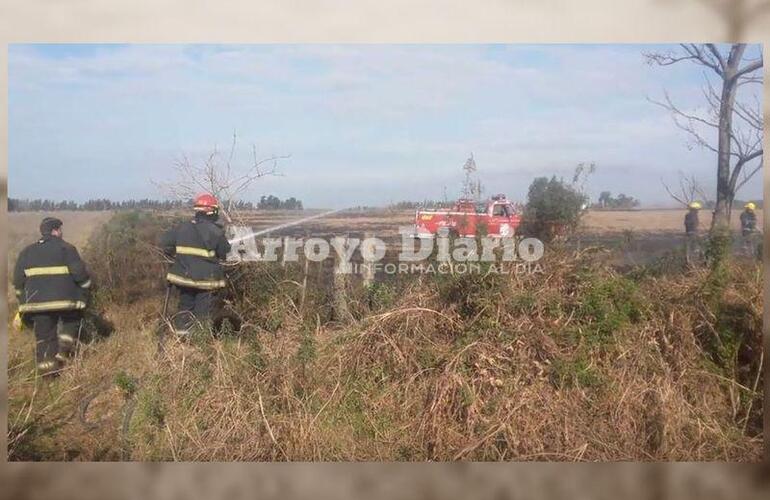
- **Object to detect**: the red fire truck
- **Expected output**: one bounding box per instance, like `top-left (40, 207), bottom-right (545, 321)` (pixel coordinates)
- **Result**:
top-left (413, 194), bottom-right (522, 238)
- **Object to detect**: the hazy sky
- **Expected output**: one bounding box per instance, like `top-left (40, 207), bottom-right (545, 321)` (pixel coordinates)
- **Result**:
top-left (8, 44), bottom-right (763, 208)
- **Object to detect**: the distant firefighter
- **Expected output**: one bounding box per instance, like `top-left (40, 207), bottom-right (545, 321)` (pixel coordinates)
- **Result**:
top-left (740, 202), bottom-right (759, 258)
top-left (740, 202), bottom-right (757, 236)
top-left (684, 201), bottom-right (701, 235)
top-left (160, 193), bottom-right (231, 337)
top-left (13, 217), bottom-right (91, 377)
top-left (684, 202), bottom-right (702, 265)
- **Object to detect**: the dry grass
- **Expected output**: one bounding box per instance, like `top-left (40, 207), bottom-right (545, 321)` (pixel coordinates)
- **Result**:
top-left (5, 209), bottom-right (764, 461)
top-left (581, 209), bottom-right (764, 234)
top-left (7, 230), bottom-right (763, 460)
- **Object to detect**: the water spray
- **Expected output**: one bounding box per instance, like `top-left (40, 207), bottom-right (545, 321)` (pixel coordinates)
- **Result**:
top-left (227, 208), bottom-right (347, 244)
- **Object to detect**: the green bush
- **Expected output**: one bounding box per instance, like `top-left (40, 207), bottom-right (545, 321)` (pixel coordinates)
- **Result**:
top-left (84, 211), bottom-right (177, 304)
top-left (574, 274), bottom-right (644, 346)
top-left (437, 265), bottom-right (503, 321)
top-left (228, 260), bottom-right (334, 328)
top-left (522, 176), bottom-right (587, 241)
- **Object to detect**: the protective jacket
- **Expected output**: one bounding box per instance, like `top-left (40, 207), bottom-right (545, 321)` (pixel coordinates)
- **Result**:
top-left (13, 236), bottom-right (90, 313)
top-left (740, 210), bottom-right (757, 233)
top-left (160, 214), bottom-right (231, 290)
top-left (684, 211), bottom-right (699, 234)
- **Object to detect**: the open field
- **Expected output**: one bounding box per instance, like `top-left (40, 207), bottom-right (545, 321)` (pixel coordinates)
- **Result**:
top-left (581, 209), bottom-right (763, 234)
top-left (7, 210), bottom-right (114, 247)
top-left (8, 209), bottom-right (761, 279)
top-left (231, 208), bottom-right (764, 239)
top-left (229, 208), bottom-right (763, 269)
top-left (8, 208), bottom-right (761, 249)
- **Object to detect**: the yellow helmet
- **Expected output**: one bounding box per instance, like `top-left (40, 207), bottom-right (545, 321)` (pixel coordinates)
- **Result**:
top-left (688, 201), bottom-right (702, 210)
top-left (744, 202), bottom-right (756, 211)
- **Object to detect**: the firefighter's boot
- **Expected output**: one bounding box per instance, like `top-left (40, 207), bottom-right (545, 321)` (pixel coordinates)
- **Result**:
top-left (36, 358), bottom-right (62, 379)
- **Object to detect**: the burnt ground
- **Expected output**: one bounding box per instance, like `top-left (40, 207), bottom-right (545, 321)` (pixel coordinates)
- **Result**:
top-left (232, 208), bottom-right (762, 273)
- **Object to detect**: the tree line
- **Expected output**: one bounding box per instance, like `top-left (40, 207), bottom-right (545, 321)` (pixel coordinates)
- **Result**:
top-left (7, 198), bottom-right (263, 212)
top-left (257, 195), bottom-right (303, 210)
top-left (594, 191), bottom-right (641, 209)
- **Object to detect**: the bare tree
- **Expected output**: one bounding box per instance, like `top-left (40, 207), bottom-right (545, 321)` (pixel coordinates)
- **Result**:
top-left (571, 161), bottom-right (596, 195)
top-left (156, 133), bottom-right (289, 223)
top-left (645, 43), bottom-right (763, 227)
top-left (661, 170), bottom-right (712, 206)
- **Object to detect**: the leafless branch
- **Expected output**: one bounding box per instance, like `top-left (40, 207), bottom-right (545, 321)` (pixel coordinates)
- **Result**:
top-left (648, 92), bottom-right (721, 154)
top-left (731, 150), bottom-right (764, 193)
top-left (737, 74), bottom-right (763, 86)
top-left (734, 157), bottom-right (763, 192)
top-left (733, 97), bottom-right (764, 130)
top-left (733, 57), bottom-right (764, 80)
top-left (154, 135), bottom-right (289, 224)
top-left (661, 171), bottom-right (711, 206)
top-left (705, 44), bottom-right (726, 71)
top-left (644, 44), bottom-right (722, 76)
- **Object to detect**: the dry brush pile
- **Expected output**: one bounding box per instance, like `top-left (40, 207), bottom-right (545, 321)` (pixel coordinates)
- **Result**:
top-left (7, 212), bottom-right (763, 461)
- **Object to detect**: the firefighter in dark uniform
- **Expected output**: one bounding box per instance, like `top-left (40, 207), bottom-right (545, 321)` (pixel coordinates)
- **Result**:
top-left (684, 201), bottom-right (701, 265)
top-left (160, 194), bottom-right (231, 336)
top-left (740, 202), bottom-right (758, 257)
top-left (740, 202), bottom-right (757, 235)
top-left (13, 217), bottom-right (91, 376)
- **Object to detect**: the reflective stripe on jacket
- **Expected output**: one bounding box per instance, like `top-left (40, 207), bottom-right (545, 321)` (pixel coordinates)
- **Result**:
top-left (19, 300), bottom-right (87, 313)
top-left (160, 214), bottom-right (231, 290)
top-left (175, 246), bottom-right (216, 258)
top-left (13, 235), bottom-right (91, 312)
top-left (166, 272), bottom-right (226, 290)
top-left (24, 266), bottom-right (71, 277)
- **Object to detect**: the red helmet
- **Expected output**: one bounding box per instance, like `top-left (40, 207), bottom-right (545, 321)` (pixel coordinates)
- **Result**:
top-left (193, 193), bottom-right (219, 214)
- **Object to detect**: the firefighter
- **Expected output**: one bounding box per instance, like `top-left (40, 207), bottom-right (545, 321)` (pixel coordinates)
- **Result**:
top-left (740, 202), bottom-right (758, 257)
top-left (684, 201), bottom-right (701, 264)
top-left (740, 202), bottom-right (757, 235)
top-left (684, 201), bottom-right (701, 234)
top-left (13, 217), bottom-right (91, 377)
top-left (160, 193), bottom-right (231, 337)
